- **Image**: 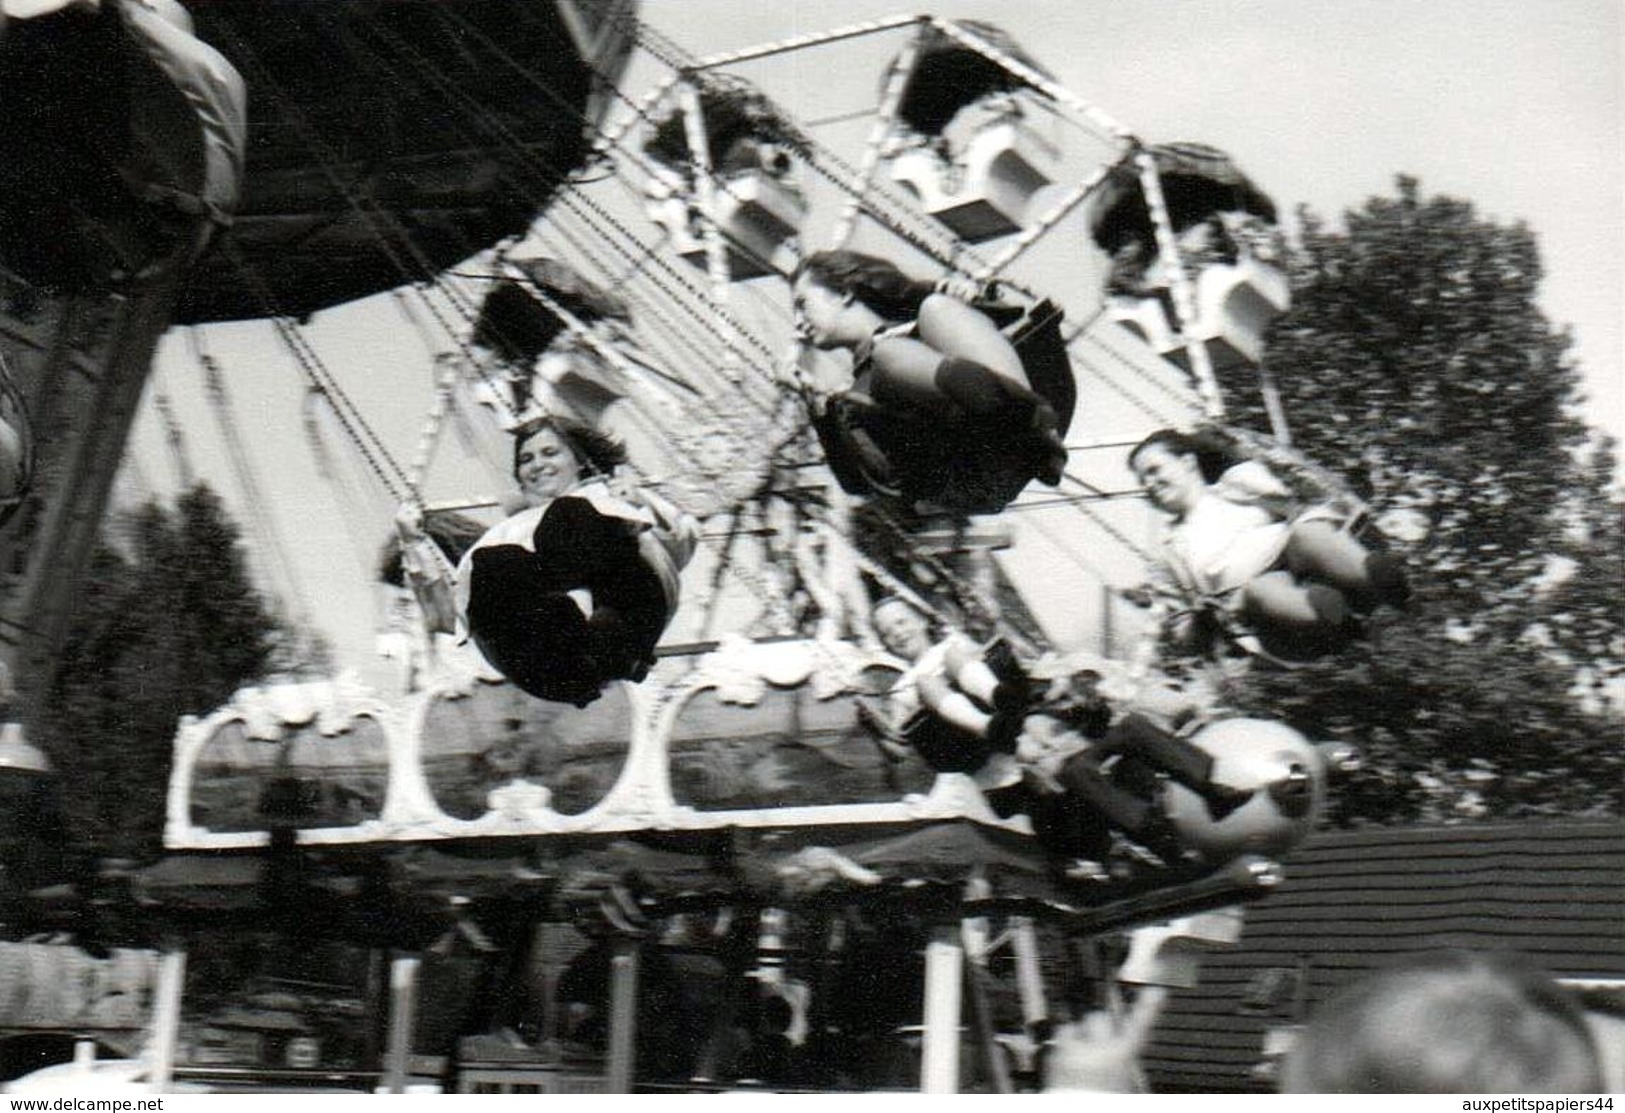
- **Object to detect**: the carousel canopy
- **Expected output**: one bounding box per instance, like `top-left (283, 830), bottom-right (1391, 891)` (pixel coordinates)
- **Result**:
top-left (641, 74), bottom-right (810, 175)
top-left (472, 256), bottom-right (633, 364)
top-left (1091, 141), bottom-right (1280, 254)
top-left (128, 821), bottom-right (1276, 950)
top-left (892, 20), bottom-right (1053, 137)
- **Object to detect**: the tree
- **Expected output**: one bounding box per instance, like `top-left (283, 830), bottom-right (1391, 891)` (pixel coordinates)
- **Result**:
top-left (1212, 176), bottom-right (1623, 824)
top-left (31, 484), bottom-right (287, 859)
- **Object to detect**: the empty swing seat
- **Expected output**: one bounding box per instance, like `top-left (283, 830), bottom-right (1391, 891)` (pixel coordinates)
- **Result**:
top-left (1109, 257), bottom-right (1291, 372)
top-left (1108, 294), bottom-right (1183, 360)
top-left (1186, 257), bottom-right (1292, 370)
top-left (646, 167), bottom-right (809, 281)
top-left (888, 117), bottom-right (1060, 243)
top-left (532, 345), bottom-right (631, 425)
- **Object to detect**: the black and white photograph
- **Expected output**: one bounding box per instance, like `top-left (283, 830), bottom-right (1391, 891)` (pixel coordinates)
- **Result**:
top-left (0, 0), bottom-right (1618, 1098)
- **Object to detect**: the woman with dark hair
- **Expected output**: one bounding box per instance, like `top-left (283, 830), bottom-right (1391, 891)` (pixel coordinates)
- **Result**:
top-left (396, 414), bottom-right (696, 706)
top-left (793, 249), bottom-right (1071, 514)
top-left (859, 596), bottom-right (1256, 868)
top-left (1128, 427), bottom-right (1408, 663)
top-left (868, 595), bottom-right (1026, 747)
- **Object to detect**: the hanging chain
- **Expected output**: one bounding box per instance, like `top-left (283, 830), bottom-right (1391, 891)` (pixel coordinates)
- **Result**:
top-left (219, 241), bottom-right (414, 502)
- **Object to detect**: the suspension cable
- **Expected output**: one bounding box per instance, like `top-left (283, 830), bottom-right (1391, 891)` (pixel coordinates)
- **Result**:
top-left (219, 239), bottom-right (415, 503)
top-left (213, 10), bottom-right (525, 434)
top-left (362, 9), bottom-right (794, 410)
top-left (1055, 471), bottom-right (1159, 565)
top-left (413, 7), bottom-right (797, 356)
top-left (186, 328), bottom-right (318, 625)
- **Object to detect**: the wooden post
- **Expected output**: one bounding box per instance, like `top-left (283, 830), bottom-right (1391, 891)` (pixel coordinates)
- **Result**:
top-left (382, 953), bottom-right (420, 1094)
top-left (537, 923), bottom-right (564, 1048)
top-left (361, 949), bottom-right (386, 1077)
top-left (606, 936), bottom-right (641, 1093)
top-left (963, 957), bottom-right (1012, 1093)
top-left (920, 925), bottom-right (963, 1093)
top-left (148, 947), bottom-right (185, 1092)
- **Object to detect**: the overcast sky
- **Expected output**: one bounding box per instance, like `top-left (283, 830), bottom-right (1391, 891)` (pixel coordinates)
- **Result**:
top-left (128, 0), bottom-right (1622, 687)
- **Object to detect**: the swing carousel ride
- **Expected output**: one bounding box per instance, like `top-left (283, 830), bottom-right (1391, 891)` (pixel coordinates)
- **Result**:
top-left (0, 0), bottom-right (1409, 1094)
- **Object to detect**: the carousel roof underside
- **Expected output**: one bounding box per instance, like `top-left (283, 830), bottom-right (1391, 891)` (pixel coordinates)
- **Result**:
top-left (172, 0), bottom-right (635, 323)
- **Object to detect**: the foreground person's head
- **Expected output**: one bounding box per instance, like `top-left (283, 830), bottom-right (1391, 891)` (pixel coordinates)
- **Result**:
top-left (1279, 950), bottom-right (1603, 1093)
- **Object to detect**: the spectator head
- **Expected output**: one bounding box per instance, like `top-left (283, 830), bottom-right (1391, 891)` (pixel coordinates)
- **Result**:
top-left (1279, 950), bottom-right (1603, 1093)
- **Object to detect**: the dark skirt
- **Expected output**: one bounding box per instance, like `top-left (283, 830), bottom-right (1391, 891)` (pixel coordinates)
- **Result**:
top-left (465, 497), bottom-right (672, 706)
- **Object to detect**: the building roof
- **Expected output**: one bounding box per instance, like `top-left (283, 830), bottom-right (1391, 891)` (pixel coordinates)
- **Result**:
top-left (1141, 820), bottom-right (1625, 1093)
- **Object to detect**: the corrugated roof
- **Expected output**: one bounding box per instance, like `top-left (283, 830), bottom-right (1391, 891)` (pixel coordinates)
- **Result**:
top-left (1139, 820), bottom-right (1625, 1093)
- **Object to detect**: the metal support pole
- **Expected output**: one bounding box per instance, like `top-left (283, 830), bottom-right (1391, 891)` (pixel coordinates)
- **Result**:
top-left (1010, 916), bottom-right (1048, 1033)
top-left (958, 878), bottom-right (1014, 1093)
top-left (1136, 150), bottom-right (1225, 419)
top-left (963, 954), bottom-right (1013, 1094)
top-left (607, 936), bottom-right (641, 1093)
top-left (677, 87), bottom-right (728, 287)
top-left (382, 953), bottom-right (420, 1094)
top-left (592, 71), bottom-right (682, 161)
top-left (961, 876), bottom-right (993, 965)
top-left (920, 925), bottom-right (963, 1093)
top-left (830, 26), bottom-right (924, 249)
top-left (1257, 361), bottom-right (1293, 445)
top-left (692, 14), bottom-right (927, 71)
top-left (675, 82), bottom-right (747, 386)
top-left (149, 948), bottom-right (186, 1093)
top-left (1100, 580), bottom-right (1115, 657)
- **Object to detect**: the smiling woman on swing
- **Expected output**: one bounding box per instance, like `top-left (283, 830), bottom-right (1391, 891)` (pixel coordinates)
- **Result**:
top-left (1128, 426), bottom-right (1410, 664)
top-left (394, 414), bottom-right (697, 707)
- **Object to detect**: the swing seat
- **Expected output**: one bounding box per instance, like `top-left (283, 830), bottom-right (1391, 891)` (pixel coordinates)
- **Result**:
top-left (878, 637), bottom-right (1034, 777)
top-left (643, 186), bottom-right (697, 255)
top-left (1021, 708), bottom-right (1328, 867)
top-left (814, 300), bottom-right (1074, 515)
top-left (1166, 258), bottom-right (1292, 372)
top-left (533, 345), bottom-right (630, 426)
top-left (1117, 909), bottom-right (1245, 989)
top-left (819, 381), bottom-right (1057, 515)
top-left (1109, 257), bottom-right (1291, 372)
top-left (647, 164), bottom-right (809, 281)
top-left (888, 116), bottom-right (1061, 243)
top-left (0, 0), bottom-right (245, 292)
top-left (460, 494), bottom-right (688, 706)
top-left (1107, 294), bottom-right (1182, 358)
top-left (897, 710), bottom-right (994, 776)
top-left (472, 257), bottom-right (630, 364)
